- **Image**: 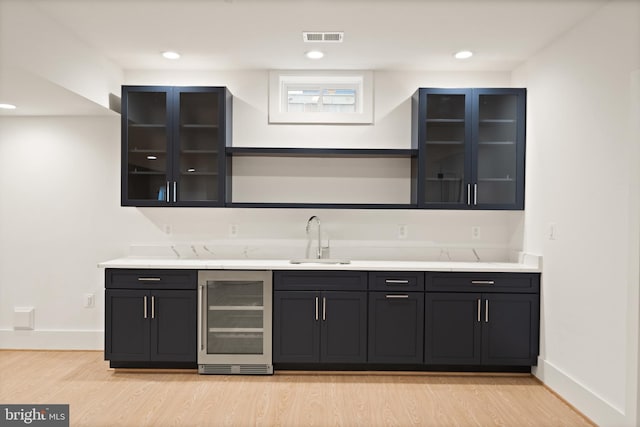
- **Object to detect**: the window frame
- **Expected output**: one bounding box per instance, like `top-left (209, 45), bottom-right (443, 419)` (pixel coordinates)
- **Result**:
top-left (268, 70), bottom-right (374, 124)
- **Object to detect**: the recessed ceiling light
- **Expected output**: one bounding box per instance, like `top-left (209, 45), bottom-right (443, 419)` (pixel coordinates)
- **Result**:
top-left (146, 155), bottom-right (157, 160)
top-left (305, 50), bottom-right (324, 59)
top-left (162, 51), bottom-right (181, 60)
top-left (0, 103), bottom-right (17, 110)
top-left (454, 50), bottom-right (473, 59)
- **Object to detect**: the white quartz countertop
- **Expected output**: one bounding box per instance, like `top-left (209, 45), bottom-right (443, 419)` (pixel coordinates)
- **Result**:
top-left (98, 257), bottom-right (541, 273)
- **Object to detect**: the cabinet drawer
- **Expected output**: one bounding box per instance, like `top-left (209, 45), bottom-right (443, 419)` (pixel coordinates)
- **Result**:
top-left (274, 271), bottom-right (367, 291)
top-left (425, 272), bottom-right (539, 293)
top-left (106, 269), bottom-right (197, 290)
top-left (368, 272), bottom-right (424, 291)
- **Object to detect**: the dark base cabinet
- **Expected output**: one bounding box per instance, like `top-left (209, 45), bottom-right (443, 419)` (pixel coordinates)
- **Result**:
top-left (273, 272), bottom-right (367, 364)
top-left (425, 273), bottom-right (540, 367)
top-left (273, 270), bottom-right (540, 372)
top-left (104, 269), bottom-right (197, 368)
top-left (103, 268), bottom-right (539, 372)
top-left (368, 292), bottom-right (424, 364)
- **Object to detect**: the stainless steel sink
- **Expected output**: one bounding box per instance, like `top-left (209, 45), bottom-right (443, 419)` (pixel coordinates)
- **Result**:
top-left (289, 259), bottom-right (351, 265)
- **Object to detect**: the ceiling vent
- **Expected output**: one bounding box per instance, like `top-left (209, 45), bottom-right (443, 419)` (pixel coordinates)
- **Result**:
top-left (303, 32), bottom-right (344, 43)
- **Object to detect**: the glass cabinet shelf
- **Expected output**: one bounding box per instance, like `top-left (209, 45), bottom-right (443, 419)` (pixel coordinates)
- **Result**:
top-left (426, 119), bottom-right (465, 123)
top-left (479, 119), bottom-right (516, 124)
top-left (477, 141), bottom-right (515, 145)
top-left (128, 123), bottom-right (166, 128)
top-left (209, 305), bottom-right (264, 311)
top-left (181, 124), bottom-right (220, 129)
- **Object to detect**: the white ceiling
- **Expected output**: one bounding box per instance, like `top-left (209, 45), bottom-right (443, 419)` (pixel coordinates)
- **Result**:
top-left (0, 0), bottom-right (608, 115)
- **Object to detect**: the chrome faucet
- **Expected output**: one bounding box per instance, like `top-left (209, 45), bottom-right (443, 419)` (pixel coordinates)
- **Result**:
top-left (306, 215), bottom-right (323, 259)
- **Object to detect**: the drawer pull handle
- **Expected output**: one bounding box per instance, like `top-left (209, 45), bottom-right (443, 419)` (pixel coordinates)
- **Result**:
top-left (385, 279), bottom-right (410, 284)
top-left (471, 280), bottom-right (495, 285)
top-left (386, 294), bottom-right (409, 299)
top-left (138, 277), bottom-right (161, 282)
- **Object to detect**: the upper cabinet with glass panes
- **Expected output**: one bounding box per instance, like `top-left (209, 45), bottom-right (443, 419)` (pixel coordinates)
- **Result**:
top-left (121, 86), bottom-right (232, 207)
top-left (412, 88), bottom-right (526, 210)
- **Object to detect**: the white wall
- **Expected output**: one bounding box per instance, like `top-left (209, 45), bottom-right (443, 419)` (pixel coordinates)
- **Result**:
top-left (513, 1), bottom-right (640, 425)
top-left (0, 69), bottom-right (524, 350)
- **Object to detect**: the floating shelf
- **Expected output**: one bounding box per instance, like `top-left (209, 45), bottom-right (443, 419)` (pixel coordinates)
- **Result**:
top-left (226, 147), bottom-right (417, 157)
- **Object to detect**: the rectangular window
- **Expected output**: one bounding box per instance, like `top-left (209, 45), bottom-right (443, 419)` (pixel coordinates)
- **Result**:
top-left (269, 70), bottom-right (373, 124)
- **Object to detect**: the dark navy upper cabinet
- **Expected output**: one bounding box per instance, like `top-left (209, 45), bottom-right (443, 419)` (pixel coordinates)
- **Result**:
top-left (121, 86), bottom-right (231, 207)
top-left (413, 88), bottom-right (526, 210)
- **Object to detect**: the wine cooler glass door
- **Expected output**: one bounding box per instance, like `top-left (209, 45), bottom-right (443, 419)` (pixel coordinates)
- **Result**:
top-left (198, 271), bottom-right (272, 368)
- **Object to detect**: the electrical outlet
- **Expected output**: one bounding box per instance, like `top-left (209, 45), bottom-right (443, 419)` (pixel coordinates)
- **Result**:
top-left (471, 226), bottom-right (480, 240)
top-left (398, 224), bottom-right (408, 239)
top-left (83, 293), bottom-right (95, 308)
top-left (229, 224), bottom-right (239, 238)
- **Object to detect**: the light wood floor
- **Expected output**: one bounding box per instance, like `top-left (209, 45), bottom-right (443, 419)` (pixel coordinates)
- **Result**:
top-left (0, 350), bottom-right (593, 427)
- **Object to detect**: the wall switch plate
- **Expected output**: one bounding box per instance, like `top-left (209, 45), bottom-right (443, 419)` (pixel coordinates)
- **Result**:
top-left (83, 293), bottom-right (95, 308)
top-left (229, 224), bottom-right (239, 237)
top-left (471, 226), bottom-right (480, 240)
top-left (398, 224), bottom-right (408, 239)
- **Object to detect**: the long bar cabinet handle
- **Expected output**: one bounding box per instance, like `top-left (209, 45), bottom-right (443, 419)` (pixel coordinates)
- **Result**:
top-left (467, 184), bottom-right (471, 205)
top-left (315, 297), bottom-right (319, 321)
top-left (173, 181), bottom-right (177, 203)
top-left (477, 299), bottom-right (481, 322)
top-left (474, 183), bottom-right (478, 205)
top-left (151, 296), bottom-right (155, 319)
top-left (471, 280), bottom-right (495, 285)
top-left (322, 297), bottom-right (326, 321)
top-left (485, 300), bottom-right (489, 323)
top-left (143, 295), bottom-right (148, 319)
top-left (200, 285), bottom-right (205, 351)
top-left (166, 181), bottom-right (170, 203)
top-left (385, 279), bottom-right (410, 284)
top-left (138, 277), bottom-right (161, 282)
top-left (386, 295), bottom-right (409, 299)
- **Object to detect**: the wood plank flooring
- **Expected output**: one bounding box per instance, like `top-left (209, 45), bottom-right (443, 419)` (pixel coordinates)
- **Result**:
top-left (0, 350), bottom-right (593, 427)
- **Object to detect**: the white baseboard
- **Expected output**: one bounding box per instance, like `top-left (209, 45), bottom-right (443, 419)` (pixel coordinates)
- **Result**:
top-left (534, 357), bottom-right (630, 426)
top-left (0, 329), bottom-right (103, 350)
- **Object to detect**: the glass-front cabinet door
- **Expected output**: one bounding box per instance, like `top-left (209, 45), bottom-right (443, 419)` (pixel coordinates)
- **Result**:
top-left (473, 89), bottom-right (526, 209)
top-left (122, 88), bottom-right (171, 204)
top-left (173, 88), bottom-right (222, 204)
top-left (420, 89), bottom-right (472, 208)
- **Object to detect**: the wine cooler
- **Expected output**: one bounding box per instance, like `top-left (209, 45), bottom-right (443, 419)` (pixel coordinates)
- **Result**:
top-left (197, 270), bottom-right (273, 375)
